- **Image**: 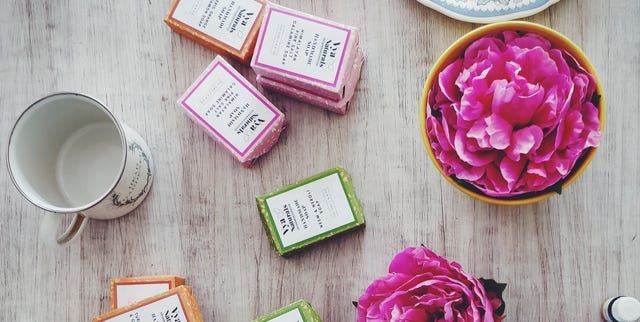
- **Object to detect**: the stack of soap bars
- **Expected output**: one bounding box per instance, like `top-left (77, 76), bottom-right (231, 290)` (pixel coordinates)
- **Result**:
top-left (251, 3), bottom-right (364, 114)
top-left (93, 276), bottom-right (204, 322)
top-left (167, 0), bottom-right (365, 166)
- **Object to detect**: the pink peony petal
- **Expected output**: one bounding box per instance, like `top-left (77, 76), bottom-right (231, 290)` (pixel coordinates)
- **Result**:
top-left (489, 60), bottom-right (546, 126)
top-left (555, 109), bottom-right (585, 150)
top-left (582, 102), bottom-right (601, 148)
top-left (454, 131), bottom-right (497, 167)
top-left (458, 60), bottom-right (494, 92)
top-left (571, 73), bottom-right (591, 104)
top-left (500, 30), bottom-right (519, 44)
top-left (480, 163), bottom-right (511, 196)
top-left (507, 32), bottom-right (551, 50)
top-left (549, 152), bottom-right (577, 177)
top-left (484, 114), bottom-right (512, 150)
top-left (548, 48), bottom-right (571, 76)
top-left (506, 125), bottom-right (543, 160)
top-left (532, 86), bottom-right (560, 129)
top-left (467, 119), bottom-right (491, 149)
top-left (439, 59), bottom-right (464, 102)
top-left (396, 308), bottom-right (428, 322)
top-left (390, 248), bottom-right (425, 275)
top-left (513, 46), bottom-right (558, 83)
top-left (463, 36), bottom-right (505, 68)
top-left (500, 157), bottom-right (527, 190)
top-left (456, 166), bottom-right (486, 181)
top-left (459, 96), bottom-right (486, 122)
top-left (531, 134), bottom-right (556, 163)
top-left (470, 66), bottom-right (492, 92)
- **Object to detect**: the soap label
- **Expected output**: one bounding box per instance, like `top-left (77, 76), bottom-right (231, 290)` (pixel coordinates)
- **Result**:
top-left (181, 58), bottom-right (279, 156)
top-left (266, 308), bottom-right (304, 322)
top-left (255, 7), bottom-right (351, 86)
top-left (115, 283), bottom-right (171, 308)
top-left (171, 0), bottom-right (262, 50)
top-left (265, 172), bottom-right (356, 248)
top-left (103, 294), bottom-right (188, 322)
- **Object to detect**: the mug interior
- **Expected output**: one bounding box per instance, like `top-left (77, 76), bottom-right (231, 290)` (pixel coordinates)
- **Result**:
top-left (8, 93), bottom-right (126, 213)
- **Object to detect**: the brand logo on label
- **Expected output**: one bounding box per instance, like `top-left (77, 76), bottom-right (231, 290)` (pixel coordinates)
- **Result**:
top-left (318, 40), bottom-right (341, 69)
top-left (229, 9), bottom-right (254, 35)
top-left (275, 205), bottom-right (295, 235)
top-left (165, 307), bottom-right (181, 322)
top-left (236, 114), bottom-right (265, 135)
top-left (152, 307), bottom-right (181, 322)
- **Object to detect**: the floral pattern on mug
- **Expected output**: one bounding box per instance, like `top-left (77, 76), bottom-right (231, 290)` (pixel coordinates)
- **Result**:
top-left (357, 246), bottom-right (505, 322)
top-left (426, 31), bottom-right (601, 197)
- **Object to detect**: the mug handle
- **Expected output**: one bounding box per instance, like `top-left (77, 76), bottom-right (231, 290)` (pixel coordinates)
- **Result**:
top-left (40, 213), bottom-right (88, 245)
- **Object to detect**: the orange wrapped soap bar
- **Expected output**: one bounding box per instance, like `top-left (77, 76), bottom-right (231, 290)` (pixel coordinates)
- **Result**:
top-left (110, 275), bottom-right (185, 310)
top-left (94, 286), bottom-right (203, 322)
top-left (165, 0), bottom-right (266, 63)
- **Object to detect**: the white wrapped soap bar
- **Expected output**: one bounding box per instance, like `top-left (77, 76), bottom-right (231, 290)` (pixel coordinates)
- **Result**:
top-left (179, 55), bottom-right (287, 167)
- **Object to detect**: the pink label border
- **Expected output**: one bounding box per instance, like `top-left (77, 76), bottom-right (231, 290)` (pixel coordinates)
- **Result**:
top-left (254, 7), bottom-right (352, 88)
top-left (180, 60), bottom-right (281, 158)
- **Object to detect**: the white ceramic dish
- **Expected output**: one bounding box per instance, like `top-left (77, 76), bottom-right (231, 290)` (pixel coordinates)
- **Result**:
top-left (417, 0), bottom-right (561, 24)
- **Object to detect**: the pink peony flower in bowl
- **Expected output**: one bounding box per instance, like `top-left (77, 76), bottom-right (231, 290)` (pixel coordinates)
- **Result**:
top-left (420, 22), bottom-right (605, 204)
top-left (357, 246), bottom-right (506, 322)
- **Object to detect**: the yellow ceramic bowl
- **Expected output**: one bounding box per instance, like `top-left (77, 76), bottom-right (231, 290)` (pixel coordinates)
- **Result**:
top-left (419, 21), bottom-right (606, 205)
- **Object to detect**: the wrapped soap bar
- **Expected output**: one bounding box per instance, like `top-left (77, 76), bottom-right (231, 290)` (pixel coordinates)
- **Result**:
top-left (254, 300), bottom-right (321, 322)
top-left (164, 0), bottom-right (266, 63)
top-left (179, 55), bottom-right (287, 167)
top-left (110, 275), bottom-right (186, 310)
top-left (251, 3), bottom-right (361, 101)
top-left (256, 167), bottom-right (365, 256)
top-left (257, 47), bottom-right (364, 114)
top-left (94, 286), bottom-right (203, 322)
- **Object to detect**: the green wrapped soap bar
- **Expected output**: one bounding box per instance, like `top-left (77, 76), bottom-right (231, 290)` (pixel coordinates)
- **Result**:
top-left (256, 167), bottom-right (365, 256)
top-left (253, 300), bottom-right (321, 322)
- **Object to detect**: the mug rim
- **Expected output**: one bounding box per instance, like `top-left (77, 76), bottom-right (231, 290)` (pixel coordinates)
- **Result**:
top-left (7, 92), bottom-right (129, 214)
top-left (419, 21), bottom-right (606, 205)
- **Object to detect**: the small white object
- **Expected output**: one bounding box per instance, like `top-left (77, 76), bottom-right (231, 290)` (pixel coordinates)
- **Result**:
top-left (603, 296), bottom-right (640, 322)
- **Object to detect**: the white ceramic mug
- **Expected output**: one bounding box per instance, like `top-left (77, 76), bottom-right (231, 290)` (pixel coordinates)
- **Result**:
top-left (7, 93), bottom-right (154, 245)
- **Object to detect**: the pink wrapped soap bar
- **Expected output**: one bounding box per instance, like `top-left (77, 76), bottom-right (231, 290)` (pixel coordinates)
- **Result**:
top-left (179, 56), bottom-right (287, 167)
top-left (251, 3), bottom-right (360, 101)
top-left (257, 47), bottom-right (364, 114)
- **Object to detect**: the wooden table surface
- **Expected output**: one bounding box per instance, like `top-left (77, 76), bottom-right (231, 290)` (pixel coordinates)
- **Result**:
top-left (1, 0), bottom-right (638, 321)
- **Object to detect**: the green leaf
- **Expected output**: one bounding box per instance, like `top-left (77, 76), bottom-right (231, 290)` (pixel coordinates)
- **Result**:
top-left (480, 278), bottom-right (507, 316)
top-left (549, 180), bottom-right (563, 195)
top-left (591, 92), bottom-right (602, 107)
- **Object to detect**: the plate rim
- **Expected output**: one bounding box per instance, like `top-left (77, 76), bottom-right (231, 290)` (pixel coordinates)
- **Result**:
top-left (416, 0), bottom-right (561, 24)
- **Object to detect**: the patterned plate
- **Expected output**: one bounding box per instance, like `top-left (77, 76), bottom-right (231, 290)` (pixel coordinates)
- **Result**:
top-left (417, 0), bottom-right (561, 24)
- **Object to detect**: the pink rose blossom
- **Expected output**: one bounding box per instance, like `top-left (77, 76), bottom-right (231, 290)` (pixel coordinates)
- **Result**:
top-left (357, 247), bottom-right (505, 322)
top-left (426, 31), bottom-right (602, 197)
